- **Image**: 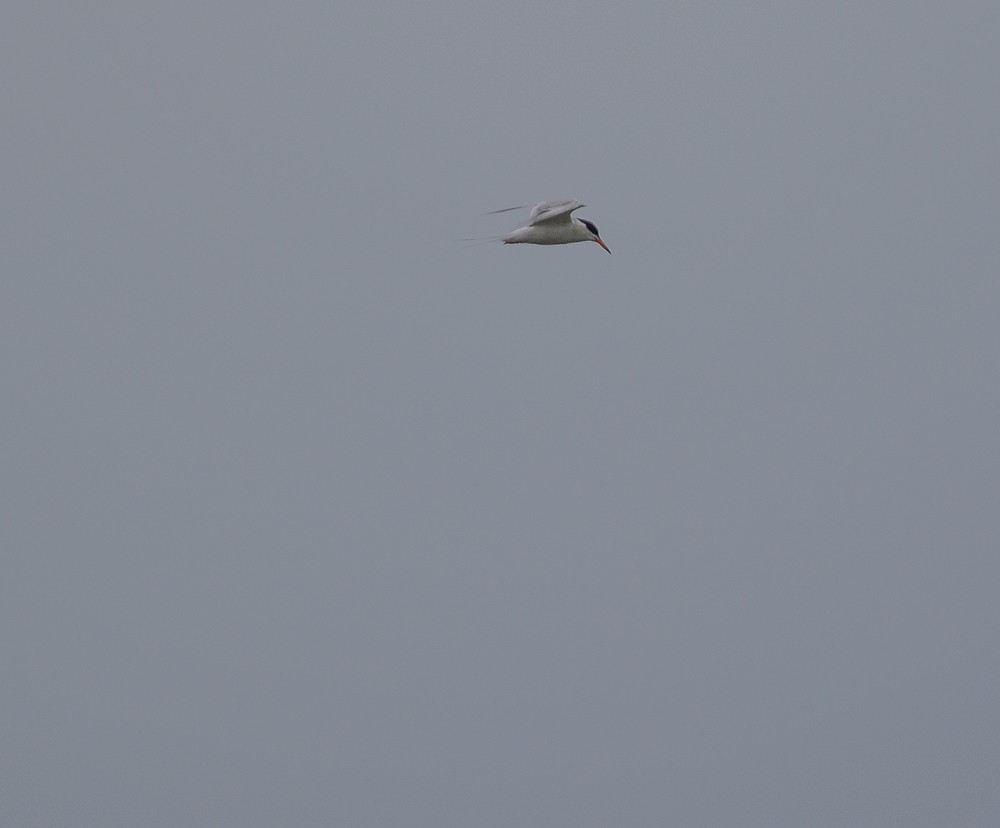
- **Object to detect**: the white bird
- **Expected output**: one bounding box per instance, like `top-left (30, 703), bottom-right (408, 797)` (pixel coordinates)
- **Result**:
top-left (488, 199), bottom-right (611, 254)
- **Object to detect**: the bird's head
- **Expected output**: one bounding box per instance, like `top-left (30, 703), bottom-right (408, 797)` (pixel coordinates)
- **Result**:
top-left (579, 219), bottom-right (611, 254)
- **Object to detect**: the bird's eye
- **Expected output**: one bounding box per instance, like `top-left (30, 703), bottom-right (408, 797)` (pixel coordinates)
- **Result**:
top-left (582, 220), bottom-right (600, 236)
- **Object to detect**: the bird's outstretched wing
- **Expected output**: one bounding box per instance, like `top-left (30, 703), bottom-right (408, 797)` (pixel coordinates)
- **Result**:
top-left (486, 200), bottom-right (585, 226)
top-left (527, 199), bottom-right (585, 226)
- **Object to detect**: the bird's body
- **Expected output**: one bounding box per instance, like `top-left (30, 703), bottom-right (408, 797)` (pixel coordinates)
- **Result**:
top-left (490, 199), bottom-right (611, 254)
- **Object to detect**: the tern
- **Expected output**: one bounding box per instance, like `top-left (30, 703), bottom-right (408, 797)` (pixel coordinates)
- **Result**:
top-left (488, 199), bottom-right (611, 254)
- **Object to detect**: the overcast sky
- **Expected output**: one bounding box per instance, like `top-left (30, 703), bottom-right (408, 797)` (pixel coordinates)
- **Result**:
top-left (3, 2), bottom-right (999, 826)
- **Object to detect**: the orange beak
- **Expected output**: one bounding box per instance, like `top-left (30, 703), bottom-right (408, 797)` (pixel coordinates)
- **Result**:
top-left (594, 237), bottom-right (612, 254)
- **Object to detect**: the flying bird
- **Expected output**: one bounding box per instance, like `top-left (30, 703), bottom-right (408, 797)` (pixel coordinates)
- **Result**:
top-left (488, 199), bottom-right (611, 254)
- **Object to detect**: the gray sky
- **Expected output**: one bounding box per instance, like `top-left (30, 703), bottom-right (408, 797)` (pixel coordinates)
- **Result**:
top-left (4, 2), bottom-right (999, 825)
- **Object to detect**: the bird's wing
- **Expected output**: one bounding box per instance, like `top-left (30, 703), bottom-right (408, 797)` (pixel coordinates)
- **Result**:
top-left (527, 199), bottom-right (585, 226)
